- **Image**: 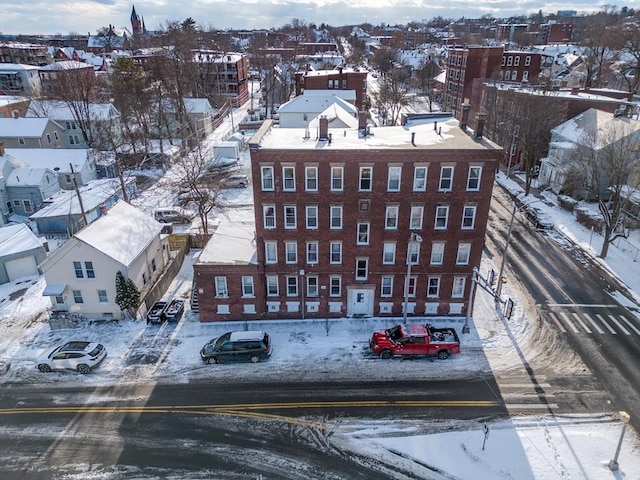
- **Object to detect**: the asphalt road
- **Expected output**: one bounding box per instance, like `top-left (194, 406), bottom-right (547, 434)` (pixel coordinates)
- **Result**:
top-left (487, 184), bottom-right (640, 431)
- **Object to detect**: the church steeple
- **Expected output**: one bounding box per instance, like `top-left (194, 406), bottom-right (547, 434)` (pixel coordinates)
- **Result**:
top-left (131, 5), bottom-right (142, 35)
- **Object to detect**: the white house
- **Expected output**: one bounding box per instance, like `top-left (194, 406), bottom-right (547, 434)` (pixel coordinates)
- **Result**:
top-left (5, 148), bottom-right (97, 189)
top-left (40, 201), bottom-right (170, 321)
top-left (277, 90), bottom-right (357, 128)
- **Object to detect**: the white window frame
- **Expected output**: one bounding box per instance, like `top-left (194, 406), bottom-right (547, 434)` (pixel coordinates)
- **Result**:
top-left (439, 166), bottom-right (454, 191)
top-left (387, 166), bottom-right (401, 191)
top-left (427, 277), bottom-right (440, 297)
top-left (330, 205), bottom-right (343, 229)
top-left (261, 166), bottom-right (274, 191)
top-left (330, 241), bottom-right (342, 264)
top-left (306, 205), bottom-right (318, 229)
top-left (405, 276), bottom-right (417, 297)
top-left (456, 242), bottom-right (471, 265)
top-left (407, 241), bottom-right (420, 265)
top-left (385, 205), bottom-right (399, 229)
top-left (286, 276), bottom-right (298, 296)
top-left (266, 275), bottom-right (279, 296)
top-left (467, 166), bottom-right (482, 191)
top-left (452, 277), bottom-right (466, 298)
top-left (97, 289), bottom-right (108, 303)
top-left (215, 276), bottom-right (228, 297)
top-left (284, 205), bottom-right (297, 229)
top-left (430, 242), bottom-right (445, 265)
top-left (265, 241), bottom-right (277, 264)
top-left (307, 276), bottom-right (319, 297)
top-left (410, 205), bottom-right (424, 230)
top-left (357, 222), bottom-right (370, 245)
top-left (462, 205), bottom-right (477, 229)
top-left (306, 241), bottom-right (319, 264)
top-left (355, 258), bottom-right (369, 280)
top-left (359, 166), bottom-right (373, 191)
top-left (285, 241), bottom-right (297, 264)
top-left (382, 242), bottom-right (396, 264)
top-left (263, 205), bottom-right (276, 229)
top-left (282, 166), bottom-right (296, 191)
top-left (242, 276), bottom-right (255, 297)
top-left (305, 166), bottom-right (318, 191)
top-left (331, 166), bottom-right (344, 191)
top-left (413, 166), bottom-right (427, 191)
top-left (381, 276), bottom-right (393, 297)
top-left (435, 205), bottom-right (449, 230)
top-left (329, 276), bottom-right (341, 296)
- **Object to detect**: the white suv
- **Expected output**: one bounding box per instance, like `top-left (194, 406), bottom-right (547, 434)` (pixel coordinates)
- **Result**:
top-left (37, 341), bottom-right (107, 374)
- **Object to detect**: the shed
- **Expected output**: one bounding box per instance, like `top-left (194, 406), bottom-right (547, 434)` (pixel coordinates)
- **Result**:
top-left (0, 223), bottom-right (47, 284)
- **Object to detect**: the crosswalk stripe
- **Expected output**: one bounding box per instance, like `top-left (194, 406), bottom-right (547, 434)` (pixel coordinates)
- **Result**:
top-left (618, 315), bottom-right (640, 335)
top-left (596, 314), bottom-right (617, 334)
top-left (608, 315), bottom-right (631, 335)
top-left (559, 312), bottom-right (580, 333)
top-left (572, 312), bottom-right (592, 334)
top-left (548, 312), bottom-right (567, 333)
top-left (583, 313), bottom-right (605, 334)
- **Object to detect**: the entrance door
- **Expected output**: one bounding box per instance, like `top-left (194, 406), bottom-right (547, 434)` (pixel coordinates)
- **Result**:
top-left (347, 288), bottom-right (373, 317)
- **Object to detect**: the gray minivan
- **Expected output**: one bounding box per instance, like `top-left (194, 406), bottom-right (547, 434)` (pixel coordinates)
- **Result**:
top-left (200, 331), bottom-right (271, 364)
top-left (154, 207), bottom-right (194, 224)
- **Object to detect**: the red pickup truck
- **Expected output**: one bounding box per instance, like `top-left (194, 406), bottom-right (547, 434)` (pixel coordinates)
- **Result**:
top-left (370, 323), bottom-right (461, 360)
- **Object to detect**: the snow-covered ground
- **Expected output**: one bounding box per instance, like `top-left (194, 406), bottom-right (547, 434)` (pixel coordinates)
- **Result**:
top-left (1, 103), bottom-right (639, 477)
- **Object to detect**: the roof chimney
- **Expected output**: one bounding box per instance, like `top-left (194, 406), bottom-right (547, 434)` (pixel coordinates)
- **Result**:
top-left (319, 116), bottom-right (329, 140)
top-left (475, 113), bottom-right (487, 139)
top-left (460, 103), bottom-right (471, 130)
top-left (411, 132), bottom-right (416, 146)
top-left (570, 86), bottom-right (580, 95)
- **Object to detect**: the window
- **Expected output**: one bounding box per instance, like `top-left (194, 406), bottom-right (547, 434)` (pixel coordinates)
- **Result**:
top-left (410, 205), bottom-right (424, 229)
top-left (357, 222), bottom-right (370, 245)
top-left (284, 205), bottom-right (297, 229)
top-left (329, 276), bottom-right (341, 296)
top-left (427, 277), bottom-right (440, 297)
top-left (215, 276), bottom-right (228, 297)
top-left (73, 261), bottom-right (83, 278)
top-left (387, 166), bottom-right (401, 191)
top-left (456, 242), bottom-right (471, 265)
top-left (511, 71), bottom-right (518, 81)
top-left (69, 135), bottom-right (80, 145)
top-left (330, 241), bottom-right (342, 264)
top-left (525, 55), bottom-right (531, 67)
top-left (266, 276), bottom-right (279, 296)
top-left (306, 205), bottom-right (318, 229)
top-left (435, 205), bottom-right (449, 229)
top-left (439, 166), bottom-right (454, 191)
top-left (507, 56), bottom-right (513, 66)
top-left (452, 277), bottom-right (466, 298)
top-left (430, 242), bottom-right (445, 265)
top-left (405, 277), bottom-right (417, 297)
top-left (307, 276), bottom-right (318, 297)
top-left (514, 56), bottom-right (520, 66)
top-left (242, 276), bottom-right (254, 296)
top-left (151, 258), bottom-right (157, 272)
top-left (18, 138), bottom-right (25, 146)
top-left (265, 241), bottom-right (277, 263)
top-left (330, 205), bottom-right (343, 229)
top-left (385, 205), bottom-right (399, 229)
top-left (305, 166), bottom-right (318, 191)
top-left (23, 200), bottom-right (33, 213)
top-left (382, 242), bottom-right (396, 264)
top-left (282, 166), bottom-right (295, 191)
top-left (85, 261), bottom-right (95, 278)
top-left (381, 277), bottom-right (393, 297)
top-left (286, 276), bottom-right (298, 296)
top-left (285, 241), bottom-right (297, 264)
top-left (331, 166), bottom-right (343, 191)
top-left (355, 258), bottom-right (368, 280)
top-left (263, 205), bottom-right (276, 229)
top-left (72, 290), bottom-right (84, 304)
top-left (306, 242), bottom-right (318, 264)
top-left (407, 241), bottom-right (420, 265)
top-left (522, 71), bottom-right (529, 82)
top-left (54, 131), bottom-right (59, 141)
top-left (46, 133), bottom-right (51, 144)
top-left (467, 166), bottom-right (481, 191)
top-left (413, 166), bottom-right (427, 191)
top-left (97, 289), bottom-right (108, 303)
top-left (261, 166), bottom-right (274, 191)
top-left (359, 166), bottom-right (372, 191)
top-left (462, 205), bottom-right (477, 229)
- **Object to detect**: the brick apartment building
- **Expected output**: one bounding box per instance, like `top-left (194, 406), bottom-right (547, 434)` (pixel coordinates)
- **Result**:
top-left (294, 67), bottom-right (369, 111)
top-left (193, 112), bottom-right (502, 322)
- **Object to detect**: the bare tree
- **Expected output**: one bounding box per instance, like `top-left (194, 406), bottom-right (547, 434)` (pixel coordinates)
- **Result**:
top-left (370, 47), bottom-right (397, 76)
top-left (412, 58), bottom-right (442, 112)
top-left (373, 68), bottom-right (411, 126)
top-left (580, 12), bottom-right (621, 88)
top-left (565, 120), bottom-right (640, 258)
top-left (613, 21), bottom-right (640, 92)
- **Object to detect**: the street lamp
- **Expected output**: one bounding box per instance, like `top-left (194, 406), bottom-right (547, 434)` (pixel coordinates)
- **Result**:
top-left (299, 269), bottom-right (305, 321)
top-left (403, 233), bottom-right (423, 324)
top-left (609, 411), bottom-right (631, 471)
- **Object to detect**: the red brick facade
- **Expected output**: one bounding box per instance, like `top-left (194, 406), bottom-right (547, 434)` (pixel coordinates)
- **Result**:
top-left (194, 116), bottom-right (502, 322)
top-left (294, 67), bottom-right (369, 111)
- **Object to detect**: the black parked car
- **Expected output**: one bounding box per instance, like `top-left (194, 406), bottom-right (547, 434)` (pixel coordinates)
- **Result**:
top-left (200, 331), bottom-right (271, 364)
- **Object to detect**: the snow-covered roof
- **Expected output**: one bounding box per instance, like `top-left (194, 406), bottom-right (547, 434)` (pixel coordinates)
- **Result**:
top-left (39, 60), bottom-right (93, 71)
top-left (29, 178), bottom-right (126, 219)
top-left (27, 100), bottom-right (117, 121)
top-left (75, 200), bottom-right (163, 267)
top-left (182, 98), bottom-right (215, 114)
top-left (0, 117), bottom-right (56, 137)
top-left (0, 95), bottom-right (29, 107)
top-left (6, 148), bottom-right (92, 171)
top-left (5, 167), bottom-right (54, 186)
top-left (553, 108), bottom-right (640, 147)
top-left (0, 224), bottom-right (42, 256)
top-left (198, 208), bottom-right (256, 265)
top-left (0, 63), bottom-right (39, 72)
top-left (309, 104), bottom-right (359, 130)
top-left (278, 92), bottom-right (357, 114)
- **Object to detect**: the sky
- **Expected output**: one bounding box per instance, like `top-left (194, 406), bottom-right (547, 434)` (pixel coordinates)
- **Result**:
top-left (1, 1), bottom-right (608, 37)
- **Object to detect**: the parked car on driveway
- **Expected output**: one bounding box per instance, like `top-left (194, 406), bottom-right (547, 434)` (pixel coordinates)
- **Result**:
top-left (37, 341), bottom-right (107, 374)
top-left (200, 331), bottom-right (271, 364)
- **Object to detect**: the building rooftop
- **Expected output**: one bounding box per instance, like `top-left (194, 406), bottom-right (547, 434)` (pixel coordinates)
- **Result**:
top-left (198, 208), bottom-right (256, 265)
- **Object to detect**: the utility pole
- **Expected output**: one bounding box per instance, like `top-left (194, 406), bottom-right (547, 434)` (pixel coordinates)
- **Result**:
top-left (70, 163), bottom-right (88, 229)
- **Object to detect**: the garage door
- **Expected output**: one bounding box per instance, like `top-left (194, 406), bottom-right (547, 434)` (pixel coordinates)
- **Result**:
top-left (5, 256), bottom-right (38, 281)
